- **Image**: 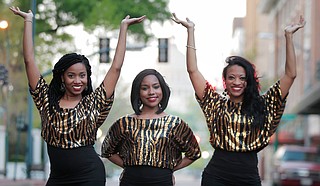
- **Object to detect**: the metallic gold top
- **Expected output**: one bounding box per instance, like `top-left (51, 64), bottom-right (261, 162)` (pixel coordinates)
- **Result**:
top-left (197, 80), bottom-right (286, 152)
top-left (30, 76), bottom-right (113, 149)
top-left (101, 115), bottom-right (201, 170)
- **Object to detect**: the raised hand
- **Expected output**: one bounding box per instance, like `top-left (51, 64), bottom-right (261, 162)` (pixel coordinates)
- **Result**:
top-left (284, 15), bottom-right (306, 35)
top-left (121, 15), bottom-right (146, 26)
top-left (9, 6), bottom-right (33, 21)
top-left (171, 13), bottom-right (195, 29)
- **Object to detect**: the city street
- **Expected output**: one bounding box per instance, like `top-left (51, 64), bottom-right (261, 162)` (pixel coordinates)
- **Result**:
top-left (0, 173), bottom-right (201, 186)
top-left (0, 174), bottom-right (272, 186)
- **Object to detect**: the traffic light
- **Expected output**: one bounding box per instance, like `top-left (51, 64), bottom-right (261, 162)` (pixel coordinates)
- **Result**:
top-left (158, 38), bottom-right (168, 62)
top-left (99, 37), bottom-right (110, 63)
top-left (0, 64), bottom-right (8, 85)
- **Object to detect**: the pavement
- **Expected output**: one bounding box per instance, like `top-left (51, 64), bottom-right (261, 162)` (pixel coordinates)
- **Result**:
top-left (0, 179), bottom-right (46, 186)
top-left (0, 178), bottom-right (272, 186)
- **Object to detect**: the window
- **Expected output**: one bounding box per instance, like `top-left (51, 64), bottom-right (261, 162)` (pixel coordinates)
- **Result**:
top-left (99, 38), bottom-right (110, 63)
top-left (158, 38), bottom-right (168, 62)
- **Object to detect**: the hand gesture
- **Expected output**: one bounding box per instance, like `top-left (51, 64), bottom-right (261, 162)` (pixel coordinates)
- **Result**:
top-left (171, 13), bottom-right (195, 29)
top-left (121, 15), bottom-right (146, 27)
top-left (284, 15), bottom-right (306, 35)
top-left (9, 6), bottom-right (33, 21)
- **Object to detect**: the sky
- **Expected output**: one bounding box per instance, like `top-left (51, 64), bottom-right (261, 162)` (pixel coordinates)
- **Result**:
top-left (168, 0), bottom-right (246, 84)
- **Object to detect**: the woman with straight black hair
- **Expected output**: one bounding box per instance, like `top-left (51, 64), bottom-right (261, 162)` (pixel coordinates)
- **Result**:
top-left (101, 69), bottom-right (201, 186)
top-left (172, 13), bottom-right (305, 186)
top-left (10, 6), bottom-right (145, 186)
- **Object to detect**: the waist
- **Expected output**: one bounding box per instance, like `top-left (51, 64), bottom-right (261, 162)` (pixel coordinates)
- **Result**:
top-left (47, 144), bottom-right (105, 181)
top-left (122, 165), bottom-right (172, 181)
top-left (210, 148), bottom-right (258, 170)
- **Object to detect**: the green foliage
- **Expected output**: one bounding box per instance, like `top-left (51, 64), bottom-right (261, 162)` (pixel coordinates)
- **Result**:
top-left (30, 0), bottom-right (171, 42)
top-left (53, 0), bottom-right (171, 41)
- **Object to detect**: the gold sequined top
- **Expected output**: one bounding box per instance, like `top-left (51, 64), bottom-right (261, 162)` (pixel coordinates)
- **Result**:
top-left (197, 80), bottom-right (286, 152)
top-left (101, 115), bottom-right (201, 170)
top-left (30, 76), bottom-right (114, 149)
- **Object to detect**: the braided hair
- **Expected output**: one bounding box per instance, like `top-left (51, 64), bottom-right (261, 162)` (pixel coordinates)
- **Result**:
top-left (223, 56), bottom-right (266, 129)
top-left (48, 53), bottom-right (93, 112)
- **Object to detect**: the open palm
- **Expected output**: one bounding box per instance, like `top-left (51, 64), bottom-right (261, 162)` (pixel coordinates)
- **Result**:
top-left (9, 6), bottom-right (34, 20)
top-left (285, 15), bottom-right (306, 34)
top-left (171, 13), bottom-right (195, 29)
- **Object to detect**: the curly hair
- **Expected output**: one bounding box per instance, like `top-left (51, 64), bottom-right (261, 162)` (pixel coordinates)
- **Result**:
top-left (130, 69), bottom-right (171, 115)
top-left (48, 53), bottom-right (93, 112)
top-left (223, 56), bottom-right (266, 129)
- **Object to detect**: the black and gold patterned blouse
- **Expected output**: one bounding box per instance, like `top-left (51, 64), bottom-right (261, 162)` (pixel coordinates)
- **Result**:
top-left (30, 76), bottom-right (113, 149)
top-left (101, 115), bottom-right (201, 170)
top-left (197, 80), bottom-right (286, 152)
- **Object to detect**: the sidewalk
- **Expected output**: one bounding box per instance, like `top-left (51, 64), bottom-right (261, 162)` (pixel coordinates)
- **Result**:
top-left (0, 179), bottom-right (46, 186)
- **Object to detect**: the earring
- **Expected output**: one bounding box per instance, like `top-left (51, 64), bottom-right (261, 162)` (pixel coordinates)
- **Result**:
top-left (159, 103), bottom-right (162, 110)
top-left (85, 86), bottom-right (88, 91)
top-left (60, 82), bottom-right (66, 92)
top-left (138, 99), bottom-right (142, 109)
top-left (222, 89), bottom-right (228, 97)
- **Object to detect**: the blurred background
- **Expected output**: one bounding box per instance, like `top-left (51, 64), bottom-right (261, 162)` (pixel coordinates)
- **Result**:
top-left (0, 0), bottom-right (319, 186)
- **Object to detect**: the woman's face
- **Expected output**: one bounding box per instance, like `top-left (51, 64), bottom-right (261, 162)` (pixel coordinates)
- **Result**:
top-left (224, 64), bottom-right (247, 103)
top-left (62, 63), bottom-right (88, 97)
top-left (139, 74), bottom-right (163, 110)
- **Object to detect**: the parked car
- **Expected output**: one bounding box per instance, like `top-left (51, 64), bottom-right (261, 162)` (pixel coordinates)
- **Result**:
top-left (272, 145), bottom-right (320, 186)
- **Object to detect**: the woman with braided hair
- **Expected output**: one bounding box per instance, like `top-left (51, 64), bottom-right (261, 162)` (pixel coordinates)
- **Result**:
top-left (10, 6), bottom-right (145, 186)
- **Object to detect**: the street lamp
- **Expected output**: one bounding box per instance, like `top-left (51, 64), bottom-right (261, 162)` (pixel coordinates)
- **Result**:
top-left (0, 20), bottom-right (9, 67)
top-left (0, 20), bottom-right (8, 29)
top-left (0, 19), bottom-right (9, 177)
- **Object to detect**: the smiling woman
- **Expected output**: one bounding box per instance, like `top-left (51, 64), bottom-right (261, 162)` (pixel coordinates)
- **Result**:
top-left (101, 69), bottom-right (201, 186)
top-left (171, 10), bottom-right (305, 186)
top-left (10, 6), bottom-right (146, 186)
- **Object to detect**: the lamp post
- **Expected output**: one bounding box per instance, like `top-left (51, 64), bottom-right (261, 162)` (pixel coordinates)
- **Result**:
top-left (0, 19), bottom-right (10, 177)
top-left (26, 0), bottom-right (37, 179)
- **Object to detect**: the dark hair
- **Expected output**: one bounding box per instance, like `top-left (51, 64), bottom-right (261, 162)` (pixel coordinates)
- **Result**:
top-left (131, 69), bottom-right (171, 115)
top-left (48, 53), bottom-right (93, 111)
top-left (223, 56), bottom-right (266, 128)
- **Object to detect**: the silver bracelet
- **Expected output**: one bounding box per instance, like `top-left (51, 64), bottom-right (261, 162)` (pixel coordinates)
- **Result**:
top-left (24, 20), bottom-right (33, 23)
top-left (186, 45), bottom-right (196, 50)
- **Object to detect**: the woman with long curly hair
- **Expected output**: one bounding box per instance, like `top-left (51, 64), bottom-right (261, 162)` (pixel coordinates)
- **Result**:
top-left (172, 13), bottom-right (305, 186)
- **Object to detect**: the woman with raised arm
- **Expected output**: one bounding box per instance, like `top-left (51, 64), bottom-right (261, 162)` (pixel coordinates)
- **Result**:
top-left (10, 6), bottom-right (145, 186)
top-left (172, 13), bottom-right (305, 186)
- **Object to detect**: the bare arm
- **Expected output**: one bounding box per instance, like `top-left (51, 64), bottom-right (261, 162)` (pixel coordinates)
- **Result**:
top-left (280, 15), bottom-right (305, 99)
top-left (103, 15), bottom-right (146, 98)
top-left (171, 13), bottom-right (206, 99)
top-left (173, 157), bottom-right (195, 172)
top-left (9, 6), bottom-right (40, 90)
top-left (107, 154), bottom-right (124, 168)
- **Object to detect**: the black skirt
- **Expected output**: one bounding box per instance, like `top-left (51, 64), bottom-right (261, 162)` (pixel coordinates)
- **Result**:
top-left (201, 148), bottom-right (261, 186)
top-left (45, 144), bottom-right (106, 186)
top-left (120, 165), bottom-right (173, 186)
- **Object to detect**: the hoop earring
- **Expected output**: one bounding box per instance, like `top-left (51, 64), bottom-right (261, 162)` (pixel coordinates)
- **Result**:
top-left (138, 99), bottom-right (142, 109)
top-left (159, 103), bottom-right (162, 110)
top-left (60, 82), bottom-right (66, 92)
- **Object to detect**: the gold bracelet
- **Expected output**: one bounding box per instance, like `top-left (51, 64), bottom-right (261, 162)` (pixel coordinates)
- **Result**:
top-left (24, 20), bottom-right (33, 23)
top-left (186, 45), bottom-right (196, 50)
